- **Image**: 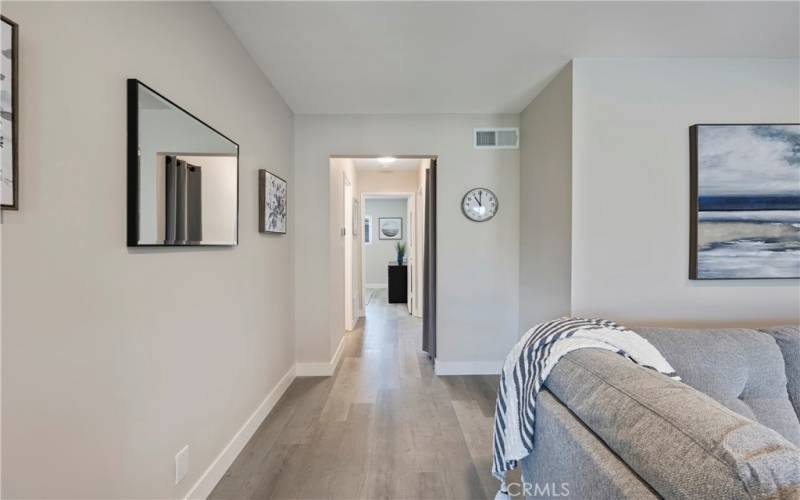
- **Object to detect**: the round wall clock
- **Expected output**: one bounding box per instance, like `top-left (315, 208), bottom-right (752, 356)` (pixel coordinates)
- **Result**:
top-left (461, 188), bottom-right (498, 222)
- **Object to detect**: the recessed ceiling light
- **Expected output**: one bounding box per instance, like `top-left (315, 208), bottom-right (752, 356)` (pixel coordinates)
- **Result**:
top-left (377, 157), bottom-right (397, 165)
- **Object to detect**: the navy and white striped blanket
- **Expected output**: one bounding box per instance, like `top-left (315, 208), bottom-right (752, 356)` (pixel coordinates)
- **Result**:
top-left (492, 317), bottom-right (680, 493)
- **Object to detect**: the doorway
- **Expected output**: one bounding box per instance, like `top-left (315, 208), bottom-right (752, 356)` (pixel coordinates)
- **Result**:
top-left (362, 193), bottom-right (415, 314)
top-left (330, 155), bottom-right (437, 360)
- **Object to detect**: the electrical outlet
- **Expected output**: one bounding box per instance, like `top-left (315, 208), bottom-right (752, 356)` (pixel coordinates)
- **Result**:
top-left (175, 445), bottom-right (189, 485)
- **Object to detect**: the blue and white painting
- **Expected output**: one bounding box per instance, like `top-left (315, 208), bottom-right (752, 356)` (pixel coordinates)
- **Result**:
top-left (693, 124), bottom-right (800, 279)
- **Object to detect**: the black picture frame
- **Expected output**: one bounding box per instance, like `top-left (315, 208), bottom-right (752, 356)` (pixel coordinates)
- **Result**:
top-left (1, 15), bottom-right (19, 210)
top-left (378, 217), bottom-right (403, 240)
top-left (258, 169), bottom-right (287, 235)
top-left (127, 79), bottom-right (240, 247)
top-left (689, 123), bottom-right (800, 280)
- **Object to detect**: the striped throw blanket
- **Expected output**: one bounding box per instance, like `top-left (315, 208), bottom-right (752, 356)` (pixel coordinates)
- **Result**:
top-left (492, 317), bottom-right (680, 493)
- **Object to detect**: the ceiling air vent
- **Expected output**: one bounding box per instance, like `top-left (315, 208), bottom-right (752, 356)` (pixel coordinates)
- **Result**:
top-left (474, 128), bottom-right (519, 149)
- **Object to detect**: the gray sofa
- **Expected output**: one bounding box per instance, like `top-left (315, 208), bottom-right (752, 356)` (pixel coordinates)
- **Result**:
top-left (521, 326), bottom-right (800, 499)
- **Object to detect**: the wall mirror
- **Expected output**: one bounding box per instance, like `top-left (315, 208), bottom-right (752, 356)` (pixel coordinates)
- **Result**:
top-left (127, 79), bottom-right (239, 246)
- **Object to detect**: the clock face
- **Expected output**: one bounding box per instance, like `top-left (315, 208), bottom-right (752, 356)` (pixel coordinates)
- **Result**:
top-left (461, 188), bottom-right (498, 222)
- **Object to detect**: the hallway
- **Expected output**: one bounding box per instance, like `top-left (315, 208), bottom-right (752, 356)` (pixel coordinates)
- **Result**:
top-left (210, 289), bottom-right (502, 499)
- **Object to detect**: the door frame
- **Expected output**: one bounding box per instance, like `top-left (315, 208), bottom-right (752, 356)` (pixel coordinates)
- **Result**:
top-left (360, 192), bottom-right (415, 316)
top-left (330, 154), bottom-right (437, 353)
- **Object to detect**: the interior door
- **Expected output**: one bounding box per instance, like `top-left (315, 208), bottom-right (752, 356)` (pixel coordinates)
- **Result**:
top-left (422, 160), bottom-right (437, 358)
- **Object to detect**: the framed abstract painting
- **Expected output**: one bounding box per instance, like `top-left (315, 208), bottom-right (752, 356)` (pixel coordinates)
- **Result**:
top-left (259, 170), bottom-right (287, 234)
top-left (378, 217), bottom-right (402, 240)
top-left (690, 124), bottom-right (800, 279)
top-left (1, 15), bottom-right (18, 210)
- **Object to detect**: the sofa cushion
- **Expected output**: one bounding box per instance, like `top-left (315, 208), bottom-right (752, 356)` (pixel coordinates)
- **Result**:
top-left (546, 349), bottom-right (800, 499)
top-left (636, 327), bottom-right (800, 447)
top-left (760, 326), bottom-right (800, 421)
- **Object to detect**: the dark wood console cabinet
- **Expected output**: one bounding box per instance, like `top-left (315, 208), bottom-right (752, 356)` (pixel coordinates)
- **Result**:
top-left (388, 264), bottom-right (407, 304)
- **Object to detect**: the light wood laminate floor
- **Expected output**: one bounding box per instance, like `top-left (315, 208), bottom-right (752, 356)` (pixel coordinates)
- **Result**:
top-left (210, 289), bottom-right (506, 499)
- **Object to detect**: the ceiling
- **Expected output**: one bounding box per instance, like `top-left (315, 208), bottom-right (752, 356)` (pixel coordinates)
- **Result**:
top-left (353, 158), bottom-right (422, 172)
top-left (215, 2), bottom-right (799, 114)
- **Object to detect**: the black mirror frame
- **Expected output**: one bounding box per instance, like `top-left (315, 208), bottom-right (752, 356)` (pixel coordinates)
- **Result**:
top-left (126, 79), bottom-right (240, 247)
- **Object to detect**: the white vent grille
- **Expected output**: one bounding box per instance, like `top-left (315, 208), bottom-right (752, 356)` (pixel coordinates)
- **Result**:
top-left (476, 130), bottom-right (496, 147)
top-left (474, 128), bottom-right (519, 149)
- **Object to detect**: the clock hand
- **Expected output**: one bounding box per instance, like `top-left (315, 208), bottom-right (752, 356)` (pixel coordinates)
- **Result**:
top-left (477, 191), bottom-right (483, 206)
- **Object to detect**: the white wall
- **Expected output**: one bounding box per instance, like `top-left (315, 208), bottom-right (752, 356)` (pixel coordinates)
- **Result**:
top-left (328, 158), bottom-right (357, 347)
top-left (1, 3), bottom-right (294, 498)
top-left (518, 63), bottom-right (573, 333)
top-left (571, 58), bottom-right (800, 326)
top-left (365, 198), bottom-right (408, 286)
top-left (346, 166), bottom-right (360, 328)
top-left (295, 114), bottom-right (520, 370)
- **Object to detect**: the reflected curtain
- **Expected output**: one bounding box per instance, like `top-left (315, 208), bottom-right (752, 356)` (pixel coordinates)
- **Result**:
top-left (165, 155), bottom-right (202, 244)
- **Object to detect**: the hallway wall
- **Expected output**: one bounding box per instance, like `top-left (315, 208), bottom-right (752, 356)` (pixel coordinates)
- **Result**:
top-left (328, 158), bottom-right (359, 351)
top-left (295, 114), bottom-right (520, 373)
top-left (1, 3), bottom-right (294, 498)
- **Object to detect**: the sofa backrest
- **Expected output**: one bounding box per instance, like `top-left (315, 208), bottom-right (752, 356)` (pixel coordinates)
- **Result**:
top-left (547, 349), bottom-right (800, 499)
top-left (636, 327), bottom-right (800, 447)
top-left (760, 326), bottom-right (800, 421)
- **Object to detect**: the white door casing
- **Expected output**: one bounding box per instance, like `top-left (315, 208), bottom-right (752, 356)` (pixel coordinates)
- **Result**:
top-left (406, 197), bottom-right (414, 315)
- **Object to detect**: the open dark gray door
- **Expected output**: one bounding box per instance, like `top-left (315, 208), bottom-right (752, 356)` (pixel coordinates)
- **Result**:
top-left (422, 159), bottom-right (437, 358)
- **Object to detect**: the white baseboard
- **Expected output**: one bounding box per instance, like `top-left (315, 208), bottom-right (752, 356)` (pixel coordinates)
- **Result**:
top-left (183, 365), bottom-right (295, 500)
top-left (295, 335), bottom-right (346, 377)
top-left (366, 283), bottom-right (387, 289)
top-left (435, 360), bottom-right (501, 375)
top-left (331, 334), bottom-right (346, 371)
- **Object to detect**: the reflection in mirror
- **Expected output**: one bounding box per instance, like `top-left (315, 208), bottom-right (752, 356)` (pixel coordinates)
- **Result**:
top-left (129, 80), bottom-right (238, 246)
